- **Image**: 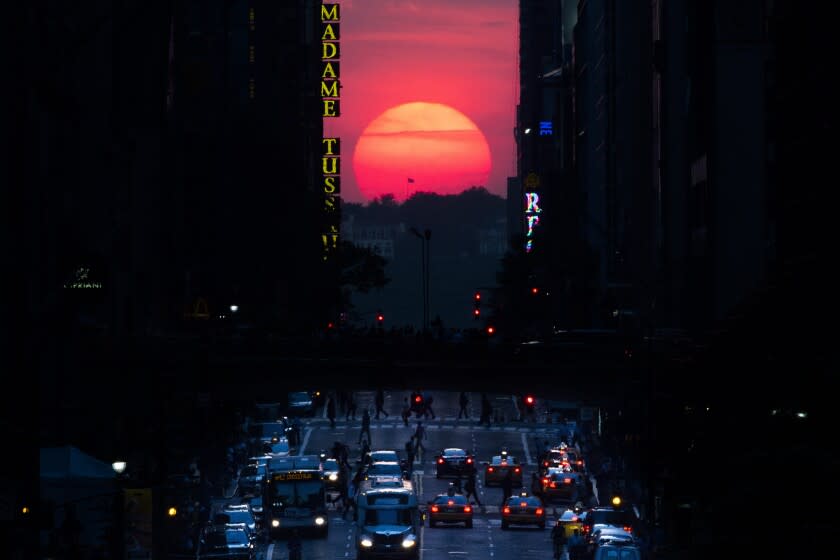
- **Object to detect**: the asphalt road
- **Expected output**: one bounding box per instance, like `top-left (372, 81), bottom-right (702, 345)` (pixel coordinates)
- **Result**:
top-left (241, 390), bottom-right (597, 560)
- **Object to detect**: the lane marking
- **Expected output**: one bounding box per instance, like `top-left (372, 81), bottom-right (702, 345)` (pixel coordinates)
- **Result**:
top-left (299, 427), bottom-right (313, 455)
top-left (266, 542), bottom-right (274, 560)
top-left (521, 431), bottom-right (532, 465)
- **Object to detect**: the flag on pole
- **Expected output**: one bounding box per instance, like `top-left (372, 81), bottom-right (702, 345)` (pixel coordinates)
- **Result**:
top-left (407, 178), bottom-right (415, 183)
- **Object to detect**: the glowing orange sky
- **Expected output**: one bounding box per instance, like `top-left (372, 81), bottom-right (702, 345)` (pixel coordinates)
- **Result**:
top-left (323, 0), bottom-right (518, 203)
top-left (353, 102), bottom-right (492, 202)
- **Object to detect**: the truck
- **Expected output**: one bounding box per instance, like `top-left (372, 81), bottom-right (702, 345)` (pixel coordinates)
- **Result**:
top-left (264, 455), bottom-right (328, 538)
top-left (355, 476), bottom-right (421, 560)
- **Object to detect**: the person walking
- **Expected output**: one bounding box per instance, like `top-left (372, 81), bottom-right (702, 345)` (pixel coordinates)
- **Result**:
top-left (404, 438), bottom-right (417, 476)
top-left (457, 391), bottom-right (469, 419)
top-left (374, 388), bottom-right (389, 419)
top-left (480, 393), bottom-right (492, 427)
top-left (551, 519), bottom-right (568, 560)
top-left (346, 392), bottom-right (357, 421)
top-left (327, 397), bottom-right (336, 429)
top-left (464, 472), bottom-right (482, 506)
top-left (413, 421), bottom-right (427, 459)
top-left (401, 398), bottom-right (411, 426)
top-left (358, 408), bottom-right (372, 445)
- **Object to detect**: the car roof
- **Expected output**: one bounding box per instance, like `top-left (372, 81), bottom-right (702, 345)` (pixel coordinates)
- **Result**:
top-left (491, 455), bottom-right (518, 463)
top-left (433, 493), bottom-right (468, 502)
top-left (442, 448), bottom-right (467, 455)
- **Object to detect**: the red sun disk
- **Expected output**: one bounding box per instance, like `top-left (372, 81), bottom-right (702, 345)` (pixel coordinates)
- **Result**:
top-left (353, 102), bottom-right (492, 202)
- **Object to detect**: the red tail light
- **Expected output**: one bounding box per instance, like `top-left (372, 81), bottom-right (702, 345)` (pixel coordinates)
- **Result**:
top-left (550, 482), bottom-right (557, 488)
top-left (564, 478), bottom-right (572, 484)
top-left (447, 500), bottom-right (454, 505)
top-left (438, 458), bottom-right (444, 464)
top-left (542, 477), bottom-right (549, 485)
top-left (583, 525), bottom-right (590, 533)
top-left (488, 467), bottom-right (494, 472)
top-left (623, 525), bottom-right (633, 533)
top-left (535, 508), bottom-right (544, 515)
top-left (544, 461), bottom-right (549, 466)
top-left (514, 467), bottom-right (520, 473)
top-left (520, 502), bottom-right (528, 507)
top-left (431, 505), bottom-right (439, 512)
top-left (467, 457), bottom-right (473, 464)
top-left (577, 460), bottom-right (583, 465)
top-left (464, 506), bottom-right (472, 513)
top-left (503, 507), bottom-right (510, 515)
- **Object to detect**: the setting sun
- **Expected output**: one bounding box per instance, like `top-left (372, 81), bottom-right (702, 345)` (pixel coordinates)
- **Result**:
top-left (352, 102), bottom-right (492, 202)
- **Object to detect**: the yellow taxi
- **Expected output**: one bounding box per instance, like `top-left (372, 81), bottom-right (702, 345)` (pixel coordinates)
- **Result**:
top-left (428, 492), bottom-right (474, 528)
top-left (483, 451), bottom-right (523, 487)
top-left (501, 491), bottom-right (546, 530)
top-left (556, 508), bottom-right (584, 537)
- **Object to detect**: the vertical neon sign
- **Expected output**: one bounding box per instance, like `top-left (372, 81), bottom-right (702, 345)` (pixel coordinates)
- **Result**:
top-left (321, 3), bottom-right (341, 261)
top-left (523, 173), bottom-right (542, 253)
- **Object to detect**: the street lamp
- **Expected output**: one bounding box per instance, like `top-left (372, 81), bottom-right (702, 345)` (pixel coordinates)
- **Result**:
top-left (112, 461), bottom-right (127, 475)
top-left (112, 460), bottom-right (127, 560)
top-left (229, 304), bottom-right (239, 313)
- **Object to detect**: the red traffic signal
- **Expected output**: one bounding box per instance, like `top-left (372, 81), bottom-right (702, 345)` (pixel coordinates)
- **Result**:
top-left (376, 311), bottom-right (384, 323)
top-left (525, 395), bottom-right (535, 405)
top-left (414, 395), bottom-right (423, 403)
top-left (486, 326), bottom-right (495, 335)
top-left (474, 292), bottom-right (481, 301)
top-left (531, 287), bottom-right (539, 295)
top-left (473, 308), bottom-right (481, 318)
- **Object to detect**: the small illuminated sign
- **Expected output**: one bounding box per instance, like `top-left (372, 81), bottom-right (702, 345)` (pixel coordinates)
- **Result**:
top-left (524, 188), bottom-right (542, 253)
top-left (64, 267), bottom-right (103, 289)
top-left (272, 471), bottom-right (319, 482)
top-left (539, 121), bottom-right (552, 136)
top-left (321, 2), bottom-right (342, 261)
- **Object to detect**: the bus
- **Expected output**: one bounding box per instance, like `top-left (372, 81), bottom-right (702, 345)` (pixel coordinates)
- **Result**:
top-left (355, 476), bottom-right (421, 560)
top-left (264, 455), bottom-right (328, 538)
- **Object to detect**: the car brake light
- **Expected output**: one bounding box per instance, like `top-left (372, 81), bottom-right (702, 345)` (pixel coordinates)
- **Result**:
top-left (514, 467), bottom-right (520, 473)
top-left (447, 500), bottom-right (454, 505)
top-left (431, 505), bottom-right (439, 512)
top-left (544, 461), bottom-right (549, 466)
top-left (438, 458), bottom-right (444, 464)
top-left (564, 478), bottom-right (572, 484)
top-left (464, 506), bottom-right (471, 513)
top-left (503, 507), bottom-right (510, 515)
top-left (467, 457), bottom-right (473, 464)
top-left (542, 477), bottom-right (549, 485)
top-left (624, 526), bottom-right (632, 533)
top-left (488, 467), bottom-right (494, 472)
top-left (536, 508), bottom-right (543, 515)
top-left (577, 460), bottom-right (583, 465)
top-left (520, 502), bottom-right (527, 507)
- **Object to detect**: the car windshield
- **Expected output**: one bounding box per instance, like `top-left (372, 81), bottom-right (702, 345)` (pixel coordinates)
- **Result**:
top-left (369, 451), bottom-right (399, 462)
top-left (590, 510), bottom-right (635, 525)
top-left (491, 456), bottom-right (516, 465)
top-left (271, 481), bottom-right (324, 507)
top-left (368, 462), bottom-right (402, 476)
top-left (444, 449), bottom-right (466, 457)
top-left (225, 511), bottom-right (253, 525)
top-left (364, 508), bottom-right (413, 526)
top-left (507, 496), bottom-right (540, 507)
top-left (599, 547), bottom-right (640, 560)
top-left (224, 530), bottom-right (249, 545)
top-left (434, 495), bottom-right (468, 505)
top-left (289, 392), bottom-right (310, 402)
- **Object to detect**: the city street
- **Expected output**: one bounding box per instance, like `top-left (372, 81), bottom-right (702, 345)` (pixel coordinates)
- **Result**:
top-left (226, 390), bottom-right (602, 560)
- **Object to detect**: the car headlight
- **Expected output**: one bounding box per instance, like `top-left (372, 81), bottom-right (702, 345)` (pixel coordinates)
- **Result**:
top-left (401, 537), bottom-right (417, 548)
top-left (329, 473), bottom-right (338, 481)
top-left (360, 537), bottom-right (374, 547)
top-left (315, 516), bottom-right (326, 526)
top-left (271, 519), bottom-right (280, 528)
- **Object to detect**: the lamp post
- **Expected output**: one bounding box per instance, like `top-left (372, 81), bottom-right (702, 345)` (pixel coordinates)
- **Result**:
top-left (409, 227), bottom-right (431, 333)
top-left (112, 460), bottom-right (127, 560)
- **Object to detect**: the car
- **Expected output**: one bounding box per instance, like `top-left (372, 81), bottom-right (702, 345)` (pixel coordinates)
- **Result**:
top-left (238, 463), bottom-right (265, 496)
top-left (580, 506), bottom-right (638, 541)
top-left (537, 468), bottom-right (584, 503)
top-left (483, 452), bottom-right (523, 487)
top-left (555, 508), bottom-right (584, 538)
top-left (591, 533), bottom-right (640, 560)
top-left (501, 491), bottom-right (547, 530)
top-left (287, 391), bottom-right (315, 417)
top-left (435, 448), bottom-right (476, 479)
top-left (322, 458), bottom-right (344, 491)
top-left (220, 505), bottom-right (257, 540)
top-left (261, 437), bottom-right (291, 457)
top-left (198, 524), bottom-right (255, 560)
top-left (363, 461), bottom-right (405, 481)
top-left (540, 448), bottom-right (572, 475)
top-left (564, 449), bottom-right (587, 473)
top-left (427, 492), bottom-right (474, 528)
top-left (366, 449), bottom-right (401, 464)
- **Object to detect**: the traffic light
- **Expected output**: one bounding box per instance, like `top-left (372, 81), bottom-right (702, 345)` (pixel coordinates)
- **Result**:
top-left (486, 325), bottom-right (495, 335)
top-left (376, 311), bottom-right (384, 325)
top-left (523, 394), bottom-right (536, 412)
top-left (531, 287), bottom-right (539, 295)
top-left (473, 291), bottom-right (481, 320)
